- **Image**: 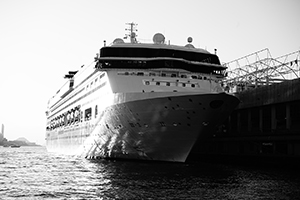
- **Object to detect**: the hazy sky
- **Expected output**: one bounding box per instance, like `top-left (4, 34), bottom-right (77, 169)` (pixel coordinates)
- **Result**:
top-left (0, 0), bottom-right (299, 145)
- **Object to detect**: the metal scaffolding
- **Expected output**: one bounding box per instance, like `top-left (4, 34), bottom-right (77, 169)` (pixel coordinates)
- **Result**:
top-left (223, 48), bottom-right (300, 93)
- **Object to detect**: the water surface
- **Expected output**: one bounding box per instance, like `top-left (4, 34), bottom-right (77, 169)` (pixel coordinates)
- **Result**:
top-left (1, 146), bottom-right (299, 199)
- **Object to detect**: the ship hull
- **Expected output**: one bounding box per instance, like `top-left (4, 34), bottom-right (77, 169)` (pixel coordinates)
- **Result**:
top-left (46, 92), bottom-right (239, 162)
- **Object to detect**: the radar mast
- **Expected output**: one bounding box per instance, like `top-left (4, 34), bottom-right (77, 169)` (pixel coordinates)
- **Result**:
top-left (124, 22), bottom-right (138, 43)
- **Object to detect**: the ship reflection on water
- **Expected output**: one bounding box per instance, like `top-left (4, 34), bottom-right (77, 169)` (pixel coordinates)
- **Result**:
top-left (1, 147), bottom-right (300, 199)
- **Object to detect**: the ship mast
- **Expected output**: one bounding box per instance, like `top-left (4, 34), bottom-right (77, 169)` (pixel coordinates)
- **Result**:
top-left (124, 22), bottom-right (138, 43)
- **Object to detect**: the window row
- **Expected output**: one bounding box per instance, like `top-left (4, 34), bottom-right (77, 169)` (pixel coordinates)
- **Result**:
top-left (143, 80), bottom-right (199, 88)
top-left (85, 73), bottom-right (105, 91)
top-left (47, 105), bottom-right (99, 131)
top-left (118, 71), bottom-right (218, 81)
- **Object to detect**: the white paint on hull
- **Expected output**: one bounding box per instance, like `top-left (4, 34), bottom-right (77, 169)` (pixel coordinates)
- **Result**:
top-left (47, 92), bottom-right (239, 162)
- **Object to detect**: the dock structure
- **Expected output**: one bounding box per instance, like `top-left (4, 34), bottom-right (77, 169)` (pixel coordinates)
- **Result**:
top-left (189, 49), bottom-right (300, 164)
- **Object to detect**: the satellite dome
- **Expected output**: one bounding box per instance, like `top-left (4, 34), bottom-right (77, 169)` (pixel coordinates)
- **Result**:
top-left (113, 38), bottom-right (125, 44)
top-left (185, 37), bottom-right (194, 48)
top-left (153, 33), bottom-right (165, 44)
top-left (185, 44), bottom-right (195, 48)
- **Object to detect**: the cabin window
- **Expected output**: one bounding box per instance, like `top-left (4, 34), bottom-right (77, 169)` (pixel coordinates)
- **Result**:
top-left (191, 84), bottom-right (195, 88)
top-left (182, 83), bottom-right (186, 87)
top-left (70, 80), bottom-right (74, 88)
top-left (181, 75), bottom-right (187, 78)
top-left (85, 108), bottom-right (92, 121)
top-left (161, 73), bottom-right (166, 77)
top-left (166, 82), bottom-right (170, 86)
top-left (100, 73), bottom-right (105, 79)
top-left (171, 74), bottom-right (177, 77)
top-left (137, 72), bottom-right (144, 76)
top-left (156, 82), bottom-right (160, 86)
top-left (75, 108), bottom-right (80, 122)
top-left (64, 113), bottom-right (67, 126)
top-left (60, 114), bottom-right (64, 126)
top-left (191, 75), bottom-right (197, 79)
top-left (145, 81), bottom-right (150, 85)
top-left (125, 72), bottom-right (129, 75)
top-left (149, 73), bottom-right (156, 76)
top-left (95, 105), bottom-right (98, 118)
top-left (204, 77), bottom-right (207, 80)
top-left (71, 109), bottom-right (75, 124)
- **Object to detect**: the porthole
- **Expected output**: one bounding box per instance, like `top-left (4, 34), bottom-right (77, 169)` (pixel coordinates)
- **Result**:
top-left (160, 122), bottom-right (166, 127)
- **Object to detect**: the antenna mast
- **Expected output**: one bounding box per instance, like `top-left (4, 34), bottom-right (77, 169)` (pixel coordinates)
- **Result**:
top-left (124, 22), bottom-right (138, 43)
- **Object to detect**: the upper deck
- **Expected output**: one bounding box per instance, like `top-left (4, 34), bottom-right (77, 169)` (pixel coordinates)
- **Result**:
top-left (97, 42), bottom-right (225, 75)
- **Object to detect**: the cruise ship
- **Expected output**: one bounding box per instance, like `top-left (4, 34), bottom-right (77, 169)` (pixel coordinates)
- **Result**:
top-left (45, 23), bottom-right (239, 162)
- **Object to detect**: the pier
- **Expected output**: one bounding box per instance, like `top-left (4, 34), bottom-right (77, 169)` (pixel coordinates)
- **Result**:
top-left (189, 49), bottom-right (300, 165)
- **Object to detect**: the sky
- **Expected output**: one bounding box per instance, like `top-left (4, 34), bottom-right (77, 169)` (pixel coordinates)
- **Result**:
top-left (0, 0), bottom-right (299, 145)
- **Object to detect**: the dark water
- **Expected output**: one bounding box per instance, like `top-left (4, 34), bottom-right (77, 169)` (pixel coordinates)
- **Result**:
top-left (1, 147), bottom-right (300, 200)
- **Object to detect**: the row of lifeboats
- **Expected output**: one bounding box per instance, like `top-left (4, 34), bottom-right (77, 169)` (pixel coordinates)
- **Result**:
top-left (47, 106), bottom-right (81, 130)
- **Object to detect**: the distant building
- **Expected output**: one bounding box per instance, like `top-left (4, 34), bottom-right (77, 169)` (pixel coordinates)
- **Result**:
top-left (0, 124), bottom-right (4, 142)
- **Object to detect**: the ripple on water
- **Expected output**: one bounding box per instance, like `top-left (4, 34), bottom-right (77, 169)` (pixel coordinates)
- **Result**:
top-left (1, 146), bottom-right (300, 199)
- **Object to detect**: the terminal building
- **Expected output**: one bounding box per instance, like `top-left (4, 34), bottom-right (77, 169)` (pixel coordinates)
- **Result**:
top-left (189, 49), bottom-right (300, 164)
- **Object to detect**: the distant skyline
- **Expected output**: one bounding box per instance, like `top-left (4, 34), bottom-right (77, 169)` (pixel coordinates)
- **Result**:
top-left (0, 124), bottom-right (4, 142)
top-left (0, 0), bottom-right (299, 145)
